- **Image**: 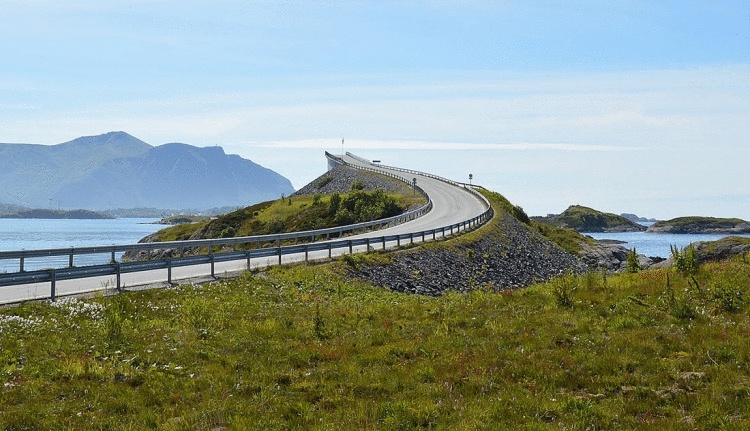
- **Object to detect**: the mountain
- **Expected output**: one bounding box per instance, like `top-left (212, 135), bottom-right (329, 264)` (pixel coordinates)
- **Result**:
top-left (0, 132), bottom-right (295, 210)
top-left (532, 205), bottom-right (647, 233)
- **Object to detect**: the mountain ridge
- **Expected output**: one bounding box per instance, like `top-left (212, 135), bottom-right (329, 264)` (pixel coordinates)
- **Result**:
top-left (0, 132), bottom-right (295, 211)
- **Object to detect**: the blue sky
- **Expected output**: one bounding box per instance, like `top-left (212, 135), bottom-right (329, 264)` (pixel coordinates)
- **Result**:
top-left (1, 1), bottom-right (748, 218)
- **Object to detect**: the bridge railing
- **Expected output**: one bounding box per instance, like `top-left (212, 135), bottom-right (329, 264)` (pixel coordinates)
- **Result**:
top-left (341, 152), bottom-right (492, 212)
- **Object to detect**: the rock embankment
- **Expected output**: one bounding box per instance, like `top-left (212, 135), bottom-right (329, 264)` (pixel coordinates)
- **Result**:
top-left (294, 165), bottom-right (412, 196)
top-left (347, 212), bottom-right (587, 296)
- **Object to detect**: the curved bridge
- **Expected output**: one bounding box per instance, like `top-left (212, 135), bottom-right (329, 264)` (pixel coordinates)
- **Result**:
top-left (0, 153), bottom-right (493, 304)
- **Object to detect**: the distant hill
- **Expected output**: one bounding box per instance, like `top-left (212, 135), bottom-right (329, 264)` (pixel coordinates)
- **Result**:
top-left (647, 217), bottom-right (750, 234)
top-left (533, 205), bottom-right (647, 233)
top-left (0, 209), bottom-right (113, 220)
top-left (0, 132), bottom-right (295, 211)
top-left (0, 203), bottom-right (30, 216)
top-left (620, 213), bottom-right (657, 224)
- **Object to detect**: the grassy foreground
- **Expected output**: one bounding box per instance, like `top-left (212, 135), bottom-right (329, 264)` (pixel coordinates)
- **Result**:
top-left (2, 256), bottom-right (750, 429)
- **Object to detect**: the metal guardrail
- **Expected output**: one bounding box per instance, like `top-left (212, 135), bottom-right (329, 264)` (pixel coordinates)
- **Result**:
top-left (0, 152), bottom-right (494, 302)
top-left (342, 152), bottom-right (492, 211)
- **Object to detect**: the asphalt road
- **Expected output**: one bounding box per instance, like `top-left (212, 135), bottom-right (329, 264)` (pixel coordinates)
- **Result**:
top-left (0, 153), bottom-right (490, 304)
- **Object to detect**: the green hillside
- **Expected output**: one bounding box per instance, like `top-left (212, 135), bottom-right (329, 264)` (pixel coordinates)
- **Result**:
top-left (536, 205), bottom-right (646, 233)
top-left (148, 189), bottom-right (424, 242)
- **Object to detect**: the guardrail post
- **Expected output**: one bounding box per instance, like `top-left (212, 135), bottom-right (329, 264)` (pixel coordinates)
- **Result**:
top-left (69, 249), bottom-right (74, 268)
top-left (348, 241), bottom-right (353, 254)
top-left (410, 233), bottom-right (414, 244)
top-left (305, 246), bottom-right (309, 262)
top-left (210, 255), bottom-right (215, 277)
top-left (366, 237), bottom-right (370, 251)
top-left (328, 243), bottom-right (332, 259)
top-left (278, 245), bottom-right (282, 265)
top-left (111, 250), bottom-right (116, 263)
top-left (246, 252), bottom-right (251, 270)
top-left (167, 259), bottom-right (172, 284)
top-left (397, 236), bottom-right (401, 247)
top-left (19, 256), bottom-right (24, 273)
top-left (116, 263), bottom-right (121, 292)
top-left (382, 237), bottom-right (386, 249)
top-left (50, 269), bottom-right (56, 302)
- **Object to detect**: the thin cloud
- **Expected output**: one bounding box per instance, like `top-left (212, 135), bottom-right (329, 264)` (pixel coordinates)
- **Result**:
top-left (243, 139), bottom-right (642, 152)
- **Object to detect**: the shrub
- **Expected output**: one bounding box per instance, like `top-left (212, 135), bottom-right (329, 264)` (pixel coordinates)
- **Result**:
top-left (317, 176), bottom-right (333, 188)
top-left (552, 272), bottom-right (577, 308)
top-left (511, 205), bottom-right (531, 225)
top-left (329, 192), bottom-right (341, 216)
top-left (350, 179), bottom-right (365, 190)
top-left (671, 244), bottom-right (698, 274)
top-left (626, 248), bottom-right (640, 273)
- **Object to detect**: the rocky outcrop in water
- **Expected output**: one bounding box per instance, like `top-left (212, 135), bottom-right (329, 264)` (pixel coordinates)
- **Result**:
top-left (579, 240), bottom-right (663, 272)
top-left (647, 217), bottom-right (750, 234)
top-left (534, 205), bottom-right (646, 233)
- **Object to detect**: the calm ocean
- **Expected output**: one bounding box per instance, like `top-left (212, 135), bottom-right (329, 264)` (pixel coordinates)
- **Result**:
top-left (0, 218), bottom-right (163, 272)
top-left (585, 231), bottom-right (750, 258)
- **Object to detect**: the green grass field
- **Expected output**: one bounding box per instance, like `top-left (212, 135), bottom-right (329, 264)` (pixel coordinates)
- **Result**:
top-left (2, 253), bottom-right (749, 430)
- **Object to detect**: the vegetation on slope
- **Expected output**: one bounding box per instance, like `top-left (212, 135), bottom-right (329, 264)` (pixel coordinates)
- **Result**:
top-left (148, 189), bottom-right (424, 242)
top-left (2, 252), bottom-right (750, 429)
top-left (535, 205), bottom-right (646, 233)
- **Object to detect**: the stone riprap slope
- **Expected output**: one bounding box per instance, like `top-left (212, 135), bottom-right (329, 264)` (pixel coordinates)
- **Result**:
top-left (348, 211), bottom-right (587, 296)
top-left (294, 165), bottom-right (412, 196)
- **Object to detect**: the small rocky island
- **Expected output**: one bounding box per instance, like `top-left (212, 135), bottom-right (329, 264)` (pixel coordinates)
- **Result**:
top-left (647, 217), bottom-right (750, 234)
top-left (533, 205), bottom-right (646, 233)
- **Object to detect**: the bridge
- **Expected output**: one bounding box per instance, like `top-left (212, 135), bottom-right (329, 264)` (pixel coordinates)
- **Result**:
top-left (0, 152), bottom-right (493, 304)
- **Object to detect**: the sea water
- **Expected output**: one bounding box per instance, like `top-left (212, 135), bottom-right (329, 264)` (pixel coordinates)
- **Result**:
top-left (584, 231), bottom-right (750, 258)
top-left (0, 218), bottom-right (163, 272)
